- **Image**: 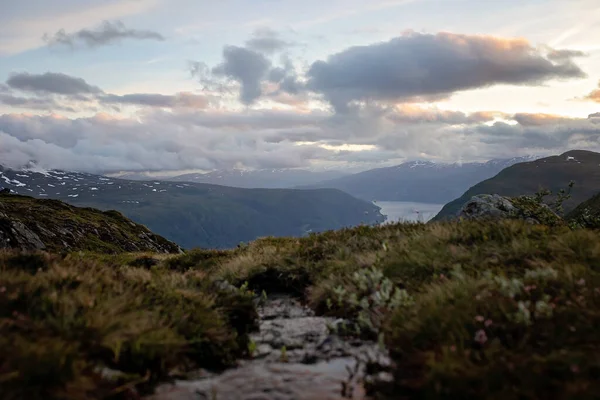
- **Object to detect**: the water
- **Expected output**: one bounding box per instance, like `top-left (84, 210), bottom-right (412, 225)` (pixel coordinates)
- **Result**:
top-left (375, 201), bottom-right (444, 224)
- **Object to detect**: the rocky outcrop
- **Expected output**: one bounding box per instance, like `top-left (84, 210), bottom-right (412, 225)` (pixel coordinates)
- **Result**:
top-left (0, 194), bottom-right (183, 253)
top-left (457, 194), bottom-right (563, 226)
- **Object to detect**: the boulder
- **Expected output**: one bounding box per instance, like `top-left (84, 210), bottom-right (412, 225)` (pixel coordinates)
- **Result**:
top-left (458, 194), bottom-right (563, 226)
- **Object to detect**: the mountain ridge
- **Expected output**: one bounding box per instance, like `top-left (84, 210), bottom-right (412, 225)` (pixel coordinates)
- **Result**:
top-left (0, 164), bottom-right (384, 249)
top-left (433, 150), bottom-right (600, 220)
top-left (297, 156), bottom-right (540, 203)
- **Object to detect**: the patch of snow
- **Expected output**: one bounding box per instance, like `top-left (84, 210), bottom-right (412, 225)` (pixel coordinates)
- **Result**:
top-left (1, 175), bottom-right (27, 187)
top-left (90, 187), bottom-right (99, 191)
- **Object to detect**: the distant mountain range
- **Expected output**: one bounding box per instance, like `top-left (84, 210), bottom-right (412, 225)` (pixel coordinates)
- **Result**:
top-left (297, 156), bottom-right (540, 204)
top-left (0, 165), bottom-right (384, 249)
top-left (112, 169), bottom-right (349, 189)
top-left (433, 150), bottom-right (600, 220)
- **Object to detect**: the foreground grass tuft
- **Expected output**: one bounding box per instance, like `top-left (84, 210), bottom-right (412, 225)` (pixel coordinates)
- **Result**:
top-left (0, 252), bottom-right (257, 399)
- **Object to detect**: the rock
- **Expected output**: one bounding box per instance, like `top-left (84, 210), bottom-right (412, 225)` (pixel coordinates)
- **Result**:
top-left (0, 219), bottom-right (46, 250)
top-left (458, 194), bottom-right (563, 226)
top-left (149, 295), bottom-right (391, 400)
top-left (459, 194), bottom-right (516, 219)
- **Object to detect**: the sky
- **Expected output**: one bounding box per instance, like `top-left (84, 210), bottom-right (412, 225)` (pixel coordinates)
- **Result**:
top-left (1, 0), bottom-right (600, 174)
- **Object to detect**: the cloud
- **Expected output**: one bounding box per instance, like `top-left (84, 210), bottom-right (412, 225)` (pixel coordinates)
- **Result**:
top-left (585, 80), bottom-right (600, 103)
top-left (306, 31), bottom-right (586, 111)
top-left (100, 92), bottom-right (210, 109)
top-left (43, 20), bottom-right (165, 49)
top-left (3, 72), bottom-right (213, 112)
top-left (212, 46), bottom-right (272, 104)
top-left (245, 28), bottom-right (291, 54)
top-left (546, 48), bottom-right (586, 60)
top-left (1, 106), bottom-right (600, 174)
top-left (0, 93), bottom-right (76, 113)
top-left (7, 72), bottom-right (102, 95)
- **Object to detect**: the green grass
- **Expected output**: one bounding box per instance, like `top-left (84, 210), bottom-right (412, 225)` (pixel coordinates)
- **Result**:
top-left (2, 217), bottom-right (600, 398)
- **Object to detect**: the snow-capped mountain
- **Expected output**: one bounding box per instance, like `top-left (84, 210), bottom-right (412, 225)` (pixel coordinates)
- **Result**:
top-left (297, 156), bottom-right (543, 204)
top-left (0, 164), bottom-right (383, 249)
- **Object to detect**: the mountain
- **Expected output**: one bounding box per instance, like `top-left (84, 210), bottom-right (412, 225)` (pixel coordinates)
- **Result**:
top-left (110, 168), bottom-right (349, 188)
top-left (433, 150), bottom-right (600, 221)
top-left (168, 168), bottom-right (349, 188)
top-left (0, 192), bottom-right (182, 253)
top-left (297, 157), bottom-right (539, 204)
top-left (0, 165), bottom-right (384, 249)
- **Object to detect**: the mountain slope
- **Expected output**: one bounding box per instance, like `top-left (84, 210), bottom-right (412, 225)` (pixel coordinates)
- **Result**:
top-left (0, 193), bottom-right (181, 253)
top-left (297, 157), bottom-right (538, 203)
top-left (566, 191), bottom-right (600, 228)
top-left (0, 165), bottom-right (384, 249)
top-left (433, 150), bottom-right (600, 220)
top-left (167, 168), bottom-right (349, 188)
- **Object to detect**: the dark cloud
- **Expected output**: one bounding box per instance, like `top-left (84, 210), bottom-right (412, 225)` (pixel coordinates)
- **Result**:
top-left (212, 46), bottom-right (271, 104)
top-left (100, 92), bottom-right (209, 109)
top-left (547, 48), bottom-right (586, 61)
top-left (306, 31), bottom-right (586, 111)
top-left (512, 113), bottom-right (574, 126)
top-left (0, 93), bottom-right (76, 112)
top-left (43, 20), bottom-right (165, 49)
top-left (7, 72), bottom-right (102, 95)
top-left (245, 28), bottom-right (290, 54)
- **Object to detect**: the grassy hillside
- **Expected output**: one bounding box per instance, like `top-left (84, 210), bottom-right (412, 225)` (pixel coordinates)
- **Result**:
top-left (434, 150), bottom-right (600, 220)
top-left (0, 194), bottom-right (181, 254)
top-left (2, 216), bottom-right (599, 398)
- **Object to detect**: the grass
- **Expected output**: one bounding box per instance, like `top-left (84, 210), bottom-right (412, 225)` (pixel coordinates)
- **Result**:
top-left (0, 252), bottom-right (257, 400)
top-left (2, 217), bottom-right (600, 398)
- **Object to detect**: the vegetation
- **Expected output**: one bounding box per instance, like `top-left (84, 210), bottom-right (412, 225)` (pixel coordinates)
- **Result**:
top-left (2, 191), bottom-right (600, 398)
top-left (0, 194), bottom-right (181, 254)
top-left (567, 192), bottom-right (600, 229)
top-left (0, 251), bottom-right (257, 399)
top-left (434, 150), bottom-right (600, 220)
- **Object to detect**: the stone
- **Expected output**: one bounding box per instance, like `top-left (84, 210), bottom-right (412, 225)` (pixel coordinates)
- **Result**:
top-left (458, 194), bottom-right (563, 226)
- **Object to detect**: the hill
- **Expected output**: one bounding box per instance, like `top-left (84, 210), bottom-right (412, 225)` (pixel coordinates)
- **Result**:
top-left (0, 165), bottom-right (384, 249)
top-left (297, 157), bottom-right (538, 203)
top-left (3, 218), bottom-right (599, 398)
top-left (0, 193), bottom-right (181, 253)
top-left (433, 150), bottom-right (600, 220)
